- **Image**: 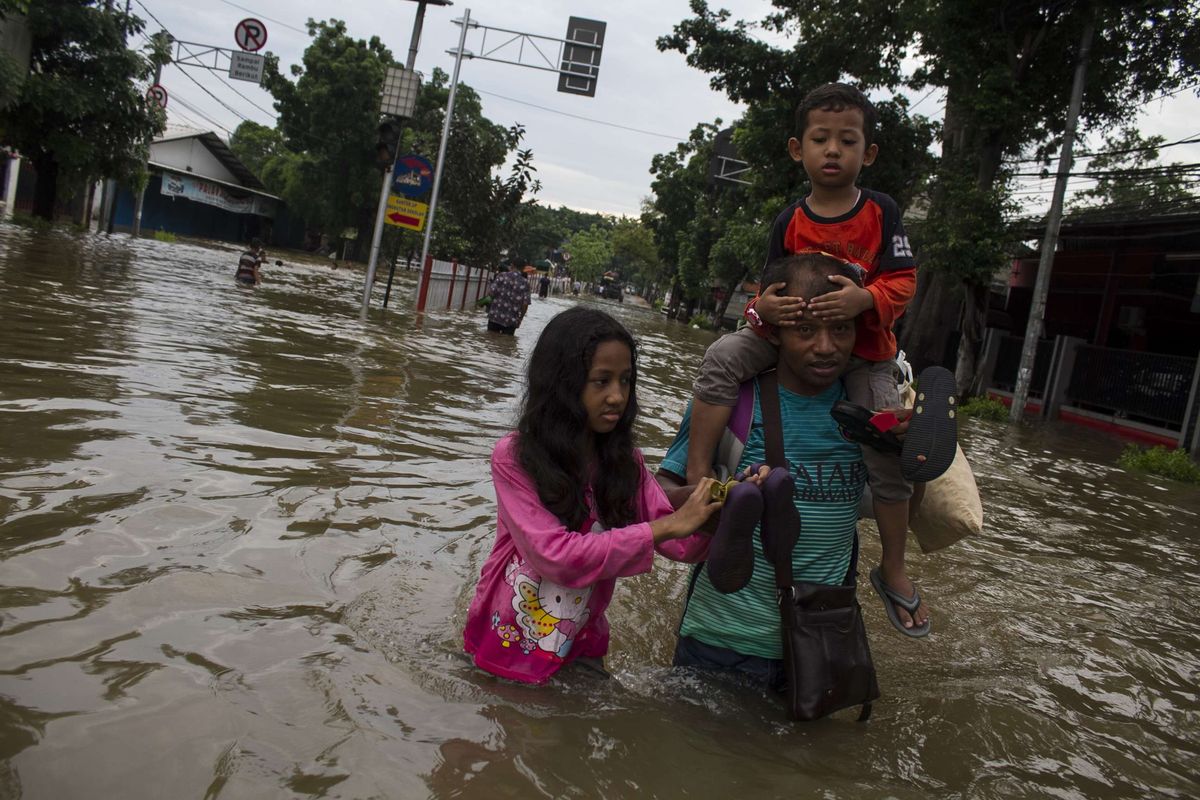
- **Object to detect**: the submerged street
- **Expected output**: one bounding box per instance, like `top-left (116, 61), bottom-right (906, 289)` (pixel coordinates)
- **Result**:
top-left (1, 228), bottom-right (1198, 798)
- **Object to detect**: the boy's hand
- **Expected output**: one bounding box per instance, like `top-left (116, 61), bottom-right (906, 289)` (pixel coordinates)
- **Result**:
top-left (756, 282), bottom-right (806, 327)
top-left (806, 275), bottom-right (874, 321)
top-left (806, 275), bottom-right (873, 321)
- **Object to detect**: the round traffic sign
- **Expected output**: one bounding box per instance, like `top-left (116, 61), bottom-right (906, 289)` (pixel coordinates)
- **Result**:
top-left (234, 18), bottom-right (268, 52)
top-left (147, 83), bottom-right (168, 109)
top-left (392, 155), bottom-right (434, 198)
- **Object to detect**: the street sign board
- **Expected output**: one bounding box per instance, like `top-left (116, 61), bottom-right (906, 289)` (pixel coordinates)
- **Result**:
top-left (557, 17), bottom-right (605, 97)
top-left (147, 83), bottom-right (168, 109)
top-left (391, 155), bottom-right (433, 198)
top-left (229, 51), bottom-right (265, 83)
top-left (234, 18), bottom-right (268, 52)
top-left (385, 195), bottom-right (428, 231)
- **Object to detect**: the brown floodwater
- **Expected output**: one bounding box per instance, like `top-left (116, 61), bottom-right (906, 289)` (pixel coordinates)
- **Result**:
top-left (1, 227), bottom-right (1198, 799)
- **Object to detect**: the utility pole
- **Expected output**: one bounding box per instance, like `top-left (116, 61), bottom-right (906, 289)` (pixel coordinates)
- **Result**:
top-left (132, 30), bottom-right (168, 238)
top-left (360, 0), bottom-right (450, 318)
top-left (416, 8), bottom-right (472, 288)
top-left (1010, 15), bottom-right (1095, 423)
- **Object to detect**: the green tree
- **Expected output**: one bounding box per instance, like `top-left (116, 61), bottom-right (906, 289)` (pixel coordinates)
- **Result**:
top-left (661, 0), bottom-right (1200, 389)
top-left (565, 224), bottom-right (614, 285)
top-left (261, 19), bottom-right (392, 242)
top-left (229, 121), bottom-right (286, 186)
top-left (1067, 128), bottom-right (1197, 213)
top-left (0, 0), bottom-right (165, 219)
top-left (610, 217), bottom-right (661, 299)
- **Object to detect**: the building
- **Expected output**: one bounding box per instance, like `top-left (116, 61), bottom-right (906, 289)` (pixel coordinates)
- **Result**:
top-left (109, 127), bottom-right (305, 247)
top-left (983, 203), bottom-right (1200, 453)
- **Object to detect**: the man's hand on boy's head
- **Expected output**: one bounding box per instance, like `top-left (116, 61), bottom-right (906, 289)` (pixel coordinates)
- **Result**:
top-left (757, 282), bottom-right (807, 327)
top-left (806, 274), bottom-right (874, 321)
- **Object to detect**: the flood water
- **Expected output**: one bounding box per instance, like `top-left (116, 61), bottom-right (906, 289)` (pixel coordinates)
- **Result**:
top-left (1, 226), bottom-right (1198, 799)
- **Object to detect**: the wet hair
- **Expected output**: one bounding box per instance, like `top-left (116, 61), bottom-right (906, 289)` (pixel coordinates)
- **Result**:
top-left (761, 251), bottom-right (864, 301)
top-left (251, 237), bottom-right (262, 248)
top-left (517, 307), bottom-right (640, 531)
top-left (794, 82), bottom-right (877, 147)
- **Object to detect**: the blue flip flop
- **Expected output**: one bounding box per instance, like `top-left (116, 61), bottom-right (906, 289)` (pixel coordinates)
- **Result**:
top-left (901, 366), bottom-right (958, 483)
top-left (869, 567), bottom-right (931, 638)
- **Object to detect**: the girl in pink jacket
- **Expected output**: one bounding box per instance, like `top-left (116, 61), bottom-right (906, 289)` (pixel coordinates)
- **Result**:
top-left (463, 308), bottom-right (723, 684)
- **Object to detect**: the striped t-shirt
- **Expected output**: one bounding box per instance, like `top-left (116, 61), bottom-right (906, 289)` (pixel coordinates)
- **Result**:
top-left (660, 379), bottom-right (866, 659)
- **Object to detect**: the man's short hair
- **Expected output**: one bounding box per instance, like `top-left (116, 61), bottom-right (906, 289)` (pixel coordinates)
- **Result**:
top-left (794, 82), bottom-right (878, 147)
top-left (762, 252), bottom-right (864, 302)
top-left (510, 257), bottom-right (526, 269)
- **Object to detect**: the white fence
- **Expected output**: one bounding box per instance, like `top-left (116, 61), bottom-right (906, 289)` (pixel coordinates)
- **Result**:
top-left (414, 257), bottom-right (489, 312)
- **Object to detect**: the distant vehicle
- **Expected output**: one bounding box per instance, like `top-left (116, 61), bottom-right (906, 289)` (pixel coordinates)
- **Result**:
top-left (602, 282), bottom-right (624, 302)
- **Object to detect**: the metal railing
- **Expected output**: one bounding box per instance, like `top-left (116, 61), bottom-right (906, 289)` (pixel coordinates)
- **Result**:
top-left (1066, 346), bottom-right (1197, 428)
top-left (414, 257), bottom-right (489, 312)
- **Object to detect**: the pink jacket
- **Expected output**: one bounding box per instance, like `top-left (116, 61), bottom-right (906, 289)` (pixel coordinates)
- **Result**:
top-left (463, 433), bottom-right (710, 684)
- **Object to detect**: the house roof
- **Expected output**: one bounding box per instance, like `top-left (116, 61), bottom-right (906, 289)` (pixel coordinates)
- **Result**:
top-left (153, 128), bottom-right (267, 192)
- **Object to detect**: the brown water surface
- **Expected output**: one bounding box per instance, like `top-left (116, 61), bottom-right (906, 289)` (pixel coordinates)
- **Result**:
top-left (1, 227), bottom-right (1198, 799)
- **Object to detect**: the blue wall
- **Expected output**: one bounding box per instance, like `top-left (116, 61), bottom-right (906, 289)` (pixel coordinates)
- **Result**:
top-left (112, 173), bottom-right (306, 248)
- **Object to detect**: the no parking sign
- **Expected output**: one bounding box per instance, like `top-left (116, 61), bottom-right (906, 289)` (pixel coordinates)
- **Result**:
top-left (147, 83), bottom-right (168, 109)
top-left (234, 18), bottom-right (268, 52)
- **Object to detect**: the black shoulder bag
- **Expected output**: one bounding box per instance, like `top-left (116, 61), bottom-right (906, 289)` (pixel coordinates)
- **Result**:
top-left (758, 370), bottom-right (880, 722)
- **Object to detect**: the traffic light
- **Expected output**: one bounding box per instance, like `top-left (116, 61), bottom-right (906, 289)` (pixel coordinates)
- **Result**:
top-left (375, 117), bottom-right (403, 172)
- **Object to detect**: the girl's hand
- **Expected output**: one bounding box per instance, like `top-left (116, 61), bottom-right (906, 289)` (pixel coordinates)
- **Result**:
top-left (756, 283), bottom-right (806, 327)
top-left (805, 275), bottom-right (873, 321)
top-left (652, 477), bottom-right (723, 542)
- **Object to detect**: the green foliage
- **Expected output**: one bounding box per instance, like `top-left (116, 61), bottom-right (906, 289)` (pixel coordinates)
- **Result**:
top-left (229, 121), bottom-right (286, 187)
top-left (1118, 445), bottom-right (1200, 484)
top-left (0, 0), bottom-right (166, 218)
top-left (565, 224), bottom-right (614, 285)
top-left (510, 202), bottom-right (609, 264)
top-left (9, 211), bottom-right (52, 232)
top-left (1067, 127), bottom-right (1197, 214)
top-left (152, 229), bottom-right (176, 243)
top-left (260, 19), bottom-right (392, 237)
top-left (957, 396), bottom-right (1008, 421)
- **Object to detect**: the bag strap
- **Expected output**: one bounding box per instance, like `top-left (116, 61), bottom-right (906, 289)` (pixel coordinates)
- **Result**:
top-left (757, 370), bottom-right (786, 470)
top-left (756, 371), bottom-right (797, 589)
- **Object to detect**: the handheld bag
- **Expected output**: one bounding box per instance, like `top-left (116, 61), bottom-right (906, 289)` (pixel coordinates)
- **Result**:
top-left (759, 371), bottom-right (879, 721)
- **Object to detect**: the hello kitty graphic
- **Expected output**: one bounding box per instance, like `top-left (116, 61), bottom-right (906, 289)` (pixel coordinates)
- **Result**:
top-left (499, 555), bottom-right (592, 659)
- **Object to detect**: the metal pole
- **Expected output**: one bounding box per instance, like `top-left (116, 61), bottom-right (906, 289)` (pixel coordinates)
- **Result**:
top-left (418, 9), bottom-right (472, 296)
top-left (133, 41), bottom-right (165, 238)
top-left (360, 1), bottom-right (430, 318)
top-left (1010, 16), bottom-right (1094, 423)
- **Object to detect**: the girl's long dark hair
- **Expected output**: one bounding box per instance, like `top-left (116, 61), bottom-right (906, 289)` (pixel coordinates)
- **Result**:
top-left (516, 307), bottom-right (641, 531)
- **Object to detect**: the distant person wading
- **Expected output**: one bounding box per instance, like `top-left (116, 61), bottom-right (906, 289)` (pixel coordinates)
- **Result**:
top-left (486, 259), bottom-right (532, 335)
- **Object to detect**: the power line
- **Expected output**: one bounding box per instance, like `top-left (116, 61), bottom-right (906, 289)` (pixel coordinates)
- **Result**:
top-left (477, 89), bottom-right (686, 141)
top-left (213, 71), bottom-right (275, 119)
top-left (216, 0), bottom-right (308, 35)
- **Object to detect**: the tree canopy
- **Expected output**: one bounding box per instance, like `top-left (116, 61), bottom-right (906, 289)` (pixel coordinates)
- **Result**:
top-left (658, 0), bottom-right (1200, 384)
top-left (0, 0), bottom-right (165, 218)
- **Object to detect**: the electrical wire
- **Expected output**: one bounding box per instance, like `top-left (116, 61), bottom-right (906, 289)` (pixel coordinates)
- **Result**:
top-left (477, 89), bottom-right (686, 141)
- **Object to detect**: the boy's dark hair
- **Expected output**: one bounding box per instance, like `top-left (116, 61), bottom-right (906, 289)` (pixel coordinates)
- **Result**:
top-left (794, 82), bottom-right (877, 146)
top-left (762, 252), bottom-right (864, 301)
top-left (517, 307), bottom-right (640, 530)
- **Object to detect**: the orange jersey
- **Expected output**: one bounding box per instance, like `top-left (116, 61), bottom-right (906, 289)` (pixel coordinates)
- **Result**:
top-left (760, 188), bottom-right (916, 361)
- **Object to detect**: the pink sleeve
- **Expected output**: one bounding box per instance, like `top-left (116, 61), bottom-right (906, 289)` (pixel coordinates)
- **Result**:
top-left (492, 436), bottom-right (655, 589)
top-left (636, 452), bottom-right (711, 564)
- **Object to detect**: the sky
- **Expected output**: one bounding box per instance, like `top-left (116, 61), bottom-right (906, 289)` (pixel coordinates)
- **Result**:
top-left (137, 0), bottom-right (1199, 219)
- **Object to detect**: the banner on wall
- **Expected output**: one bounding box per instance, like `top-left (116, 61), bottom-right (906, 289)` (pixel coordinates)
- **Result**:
top-left (160, 172), bottom-right (274, 217)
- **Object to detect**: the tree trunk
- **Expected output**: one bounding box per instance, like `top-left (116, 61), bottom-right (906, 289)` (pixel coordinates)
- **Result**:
top-left (898, 267), bottom-right (962, 374)
top-left (31, 157), bottom-right (58, 220)
top-left (954, 282), bottom-right (989, 395)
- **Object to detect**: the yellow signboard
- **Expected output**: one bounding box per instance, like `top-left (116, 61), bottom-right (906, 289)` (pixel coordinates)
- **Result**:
top-left (384, 195), bottom-right (428, 231)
